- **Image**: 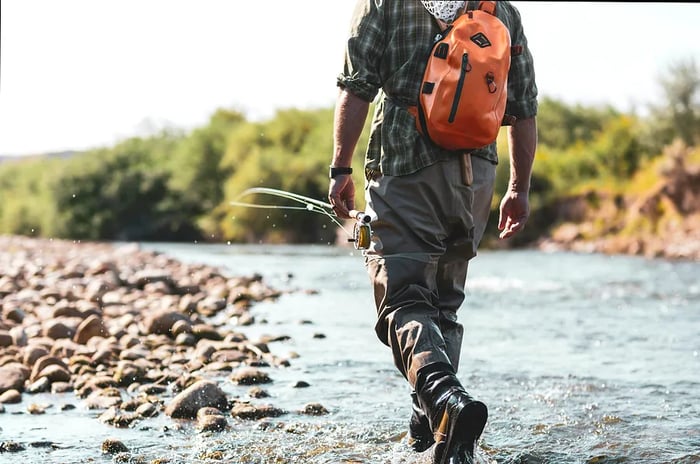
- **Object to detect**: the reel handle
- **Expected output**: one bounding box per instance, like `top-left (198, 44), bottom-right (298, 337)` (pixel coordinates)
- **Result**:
top-left (349, 210), bottom-right (372, 224)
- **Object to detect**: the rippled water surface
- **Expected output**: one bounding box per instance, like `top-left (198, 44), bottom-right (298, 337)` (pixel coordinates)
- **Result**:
top-left (2, 245), bottom-right (699, 464)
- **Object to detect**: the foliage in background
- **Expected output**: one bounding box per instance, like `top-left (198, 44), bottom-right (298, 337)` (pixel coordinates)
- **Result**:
top-left (0, 59), bottom-right (697, 247)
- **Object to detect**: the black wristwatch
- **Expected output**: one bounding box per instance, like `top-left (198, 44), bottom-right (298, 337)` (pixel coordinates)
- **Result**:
top-left (329, 166), bottom-right (353, 179)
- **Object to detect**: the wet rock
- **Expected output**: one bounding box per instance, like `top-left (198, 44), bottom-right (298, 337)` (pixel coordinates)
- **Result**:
top-left (229, 367), bottom-right (272, 385)
top-left (120, 397), bottom-right (145, 412)
top-left (27, 403), bottom-right (47, 414)
top-left (0, 355), bottom-right (18, 368)
top-left (0, 441), bottom-right (25, 452)
top-left (300, 403), bottom-right (329, 416)
top-left (196, 413), bottom-right (228, 432)
top-left (28, 440), bottom-right (56, 449)
top-left (198, 450), bottom-right (225, 460)
top-left (91, 348), bottom-right (116, 365)
top-left (9, 327), bottom-right (27, 347)
top-left (164, 380), bottom-right (228, 419)
top-left (113, 361), bottom-right (147, 387)
top-left (170, 319), bottom-right (192, 337)
top-left (193, 344), bottom-right (217, 363)
top-left (35, 364), bottom-right (72, 384)
top-left (3, 307), bottom-right (25, 324)
top-left (99, 407), bottom-right (140, 428)
top-left (292, 380), bottom-right (311, 388)
top-left (52, 304), bottom-right (83, 319)
top-left (135, 402), bottom-right (159, 418)
top-left (258, 334), bottom-right (292, 343)
top-left (0, 364), bottom-right (29, 393)
top-left (26, 376), bottom-right (51, 394)
top-left (249, 359), bottom-right (270, 369)
top-left (119, 346), bottom-right (150, 362)
top-left (211, 349), bottom-right (248, 364)
top-left (85, 392), bottom-right (122, 410)
top-left (42, 319), bottom-right (75, 340)
top-left (131, 270), bottom-right (175, 290)
top-left (0, 389), bottom-right (22, 404)
top-left (22, 345), bottom-right (49, 367)
top-left (229, 402), bottom-right (285, 420)
top-left (236, 313), bottom-right (255, 326)
top-left (50, 338), bottom-right (81, 358)
top-left (73, 314), bottom-right (108, 344)
top-left (142, 311), bottom-right (188, 336)
top-left (84, 279), bottom-right (116, 303)
top-left (196, 296), bottom-right (227, 315)
top-left (248, 342), bottom-right (270, 354)
top-left (30, 355), bottom-right (68, 382)
top-left (191, 324), bottom-right (223, 341)
top-left (51, 382), bottom-right (73, 394)
top-left (196, 406), bottom-right (223, 418)
top-left (101, 438), bottom-right (129, 454)
top-left (75, 375), bottom-right (119, 398)
top-left (175, 333), bottom-right (197, 347)
top-left (247, 386), bottom-right (270, 399)
top-left (137, 384), bottom-right (167, 395)
top-left (199, 362), bottom-right (233, 374)
top-left (0, 331), bottom-right (12, 347)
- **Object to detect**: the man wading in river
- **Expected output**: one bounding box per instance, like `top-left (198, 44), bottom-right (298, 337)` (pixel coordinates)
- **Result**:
top-left (328, 1), bottom-right (538, 462)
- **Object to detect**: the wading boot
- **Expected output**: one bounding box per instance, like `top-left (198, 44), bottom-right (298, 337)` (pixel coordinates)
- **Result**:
top-left (408, 392), bottom-right (435, 452)
top-left (416, 366), bottom-right (488, 464)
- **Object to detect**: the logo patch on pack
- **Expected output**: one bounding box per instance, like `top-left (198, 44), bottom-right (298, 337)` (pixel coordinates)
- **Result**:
top-left (470, 32), bottom-right (491, 48)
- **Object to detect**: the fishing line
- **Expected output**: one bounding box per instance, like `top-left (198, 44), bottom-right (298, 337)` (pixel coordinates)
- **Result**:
top-left (230, 187), bottom-right (353, 237)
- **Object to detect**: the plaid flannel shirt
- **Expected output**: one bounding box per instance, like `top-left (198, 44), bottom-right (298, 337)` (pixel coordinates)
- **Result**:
top-left (337, 0), bottom-right (538, 177)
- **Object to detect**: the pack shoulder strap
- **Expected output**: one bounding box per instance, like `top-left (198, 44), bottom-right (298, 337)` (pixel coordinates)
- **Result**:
top-left (476, 1), bottom-right (496, 15)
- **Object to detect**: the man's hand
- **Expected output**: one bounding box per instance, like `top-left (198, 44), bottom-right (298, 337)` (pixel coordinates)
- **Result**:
top-left (328, 173), bottom-right (355, 219)
top-left (498, 190), bottom-right (529, 239)
top-left (499, 116), bottom-right (537, 240)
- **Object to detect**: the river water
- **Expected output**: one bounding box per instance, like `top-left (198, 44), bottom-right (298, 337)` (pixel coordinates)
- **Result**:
top-left (2, 244), bottom-right (698, 464)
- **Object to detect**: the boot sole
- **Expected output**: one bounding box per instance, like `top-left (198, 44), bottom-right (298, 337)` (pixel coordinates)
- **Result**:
top-left (438, 399), bottom-right (488, 464)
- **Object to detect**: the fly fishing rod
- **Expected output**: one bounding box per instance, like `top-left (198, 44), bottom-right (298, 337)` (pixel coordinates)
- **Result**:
top-left (229, 187), bottom-right (373, 250)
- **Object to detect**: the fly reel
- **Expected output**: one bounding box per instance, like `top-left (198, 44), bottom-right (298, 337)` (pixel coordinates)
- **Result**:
top-left (348, 212), bottom-right (373, 250)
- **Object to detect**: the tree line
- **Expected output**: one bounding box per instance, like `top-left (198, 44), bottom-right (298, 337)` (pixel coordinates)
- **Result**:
top-left (0, 59), bottom-right (697, 247)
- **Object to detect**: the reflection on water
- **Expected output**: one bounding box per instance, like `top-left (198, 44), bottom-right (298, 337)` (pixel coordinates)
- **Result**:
top-left (2, 245), bottom-right (698, 463)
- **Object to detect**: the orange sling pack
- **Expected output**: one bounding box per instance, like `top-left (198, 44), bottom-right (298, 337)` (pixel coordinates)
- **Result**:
top-left (410, 1), bottom-right (515, 151)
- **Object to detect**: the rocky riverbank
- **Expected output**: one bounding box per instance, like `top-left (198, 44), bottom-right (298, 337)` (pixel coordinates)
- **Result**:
top-left (0, 235), bottom-right (327, 459)
top-left (536, 144), bottom-right (700, 261)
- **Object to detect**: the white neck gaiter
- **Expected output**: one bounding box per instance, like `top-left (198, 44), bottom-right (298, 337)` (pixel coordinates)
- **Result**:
top-left (420, 0), bottom-right (466, 23)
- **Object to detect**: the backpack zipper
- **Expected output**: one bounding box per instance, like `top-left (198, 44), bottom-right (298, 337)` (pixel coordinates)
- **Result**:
top-left (448, 53), bottom-right (469, 123)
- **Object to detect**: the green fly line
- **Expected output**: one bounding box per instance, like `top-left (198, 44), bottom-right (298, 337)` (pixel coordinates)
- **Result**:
top-left (230, 187), bottom-right (353, 237)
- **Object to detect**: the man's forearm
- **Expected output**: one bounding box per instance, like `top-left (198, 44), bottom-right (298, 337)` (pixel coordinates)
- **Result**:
top-left (332, 88), bottom-right (370, 168)
top-left (507, 116), bottom-right (537, 193)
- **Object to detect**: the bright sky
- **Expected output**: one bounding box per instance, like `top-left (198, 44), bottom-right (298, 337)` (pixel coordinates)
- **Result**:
top-left (1, 1), bottom-right (699, 157)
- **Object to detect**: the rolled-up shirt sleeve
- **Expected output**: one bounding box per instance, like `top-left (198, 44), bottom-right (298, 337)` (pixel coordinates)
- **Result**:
top-left (336, 0), bottom-right (386, 103)
top-left (504, 7), bottom-right (538, 119)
